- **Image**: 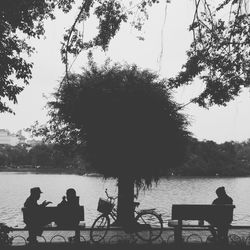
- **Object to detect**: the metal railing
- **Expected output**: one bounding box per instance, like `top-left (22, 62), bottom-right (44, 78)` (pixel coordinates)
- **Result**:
top-left (5, 225), bottom-right (250, 246)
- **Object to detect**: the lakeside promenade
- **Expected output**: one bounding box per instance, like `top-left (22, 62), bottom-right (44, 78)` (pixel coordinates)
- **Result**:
top-left (5, 244), bottom-right (250, 250)
top-left (8, 226), bottom-right (250, 247)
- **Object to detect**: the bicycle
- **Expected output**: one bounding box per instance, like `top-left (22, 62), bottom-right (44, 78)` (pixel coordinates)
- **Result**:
top-left (90, 189), bottom-right (163, 243)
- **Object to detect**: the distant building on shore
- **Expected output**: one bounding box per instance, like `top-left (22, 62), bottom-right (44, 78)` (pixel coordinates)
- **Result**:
top-left (26, 139), bottom-right (42, 147)
top-left (0, 129), bottom-right (26, 146)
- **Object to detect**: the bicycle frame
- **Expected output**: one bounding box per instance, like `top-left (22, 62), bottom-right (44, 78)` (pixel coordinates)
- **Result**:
top-left (109, 206), bottom-right (117, 221)
top-left (103, 189), bottom-right (160, 225)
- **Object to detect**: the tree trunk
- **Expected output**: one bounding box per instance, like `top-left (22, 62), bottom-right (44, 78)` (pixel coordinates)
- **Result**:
top-left (116, 176), bottom-right (135, 227)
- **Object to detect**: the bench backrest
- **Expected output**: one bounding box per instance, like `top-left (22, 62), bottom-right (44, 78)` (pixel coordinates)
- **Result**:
top-left (172, 204), bottom-right (235, 222)
top-left (22, 206), bottom-right (84, 226)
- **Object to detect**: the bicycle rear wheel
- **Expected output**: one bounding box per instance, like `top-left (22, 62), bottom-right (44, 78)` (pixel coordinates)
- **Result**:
top-left (135, 211), bottom-right (163, 242)
top-left (90, 214), bottom-right (110, 243)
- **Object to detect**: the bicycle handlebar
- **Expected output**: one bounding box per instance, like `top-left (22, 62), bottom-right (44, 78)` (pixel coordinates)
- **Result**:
top-left (105, 188), bottom-right (117, 201)
top-left (105, 189), bottom-right (139, 203)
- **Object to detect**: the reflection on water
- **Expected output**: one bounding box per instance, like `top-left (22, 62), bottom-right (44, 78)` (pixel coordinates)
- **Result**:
top-left (0, 172), bottom-right (249, 227)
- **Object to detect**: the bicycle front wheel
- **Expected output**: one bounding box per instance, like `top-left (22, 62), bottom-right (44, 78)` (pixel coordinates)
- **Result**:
top-left (90, 214), bottom-right (110, 243)
top-left (135, 211), bottom-right (163, 242)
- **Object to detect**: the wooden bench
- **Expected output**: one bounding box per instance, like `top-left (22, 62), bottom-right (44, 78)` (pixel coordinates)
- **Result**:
top-left (169, 204), bottom-right (235, 243)
top-left (22, 206), bottom-right (85, 242)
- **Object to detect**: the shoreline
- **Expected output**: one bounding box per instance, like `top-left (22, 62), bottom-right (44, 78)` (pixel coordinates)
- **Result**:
top-left (0, 168), bottom-right (84, 175)
top-left (0, 169), bottom-right (249, 178)
top-left (0, 168), bottom-right (106, 177)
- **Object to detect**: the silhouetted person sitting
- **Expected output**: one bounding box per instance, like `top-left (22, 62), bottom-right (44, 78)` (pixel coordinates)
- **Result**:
top-left (24, 187), bottom-right (52, 244)
top-left (58, 188), bottom-right (79, 208)
top-left (208, 186), bottom-right (233, 243)
top-left (56, 188), bottom-right (80, 227)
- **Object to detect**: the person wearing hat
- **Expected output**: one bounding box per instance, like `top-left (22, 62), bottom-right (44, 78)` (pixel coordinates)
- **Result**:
top-left (24, 187), bottom-right (51, 208)
top-left (24, 187), bottom-right (52, 244)
top-left (208, 186), bottom-right (233, 243)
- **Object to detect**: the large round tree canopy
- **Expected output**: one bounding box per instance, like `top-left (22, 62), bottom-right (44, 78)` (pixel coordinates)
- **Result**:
top-left (49, 63), bottom-right (190, 184)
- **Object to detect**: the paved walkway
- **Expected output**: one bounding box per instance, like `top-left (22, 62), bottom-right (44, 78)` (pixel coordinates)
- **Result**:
top-left (8, 226), bottom-right (250, 246)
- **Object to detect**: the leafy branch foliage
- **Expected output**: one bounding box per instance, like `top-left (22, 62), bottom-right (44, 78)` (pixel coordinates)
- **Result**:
top-left (0, 0), bottom-right (160, 112)
top-left (1, 0), bottom-right (250, 112)
top-left (169, 0), bottom-right (250, 107)
top-left (36, 62), bottom-right (190, 187)
top-left (0, 0), bottom-right (56, 112)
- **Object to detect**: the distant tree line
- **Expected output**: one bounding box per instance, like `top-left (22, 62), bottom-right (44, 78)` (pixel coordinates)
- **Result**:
top-left (0, 143), bottom-right (87, 172)
top-left (0, 138), bottom-right (250, 176)
top-left (174, 138), bottom-right (250, 176)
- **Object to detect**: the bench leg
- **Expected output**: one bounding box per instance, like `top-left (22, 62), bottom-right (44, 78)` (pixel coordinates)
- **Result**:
top-left (75, 228), bottom-right (80, 243)
top-left (174, 220), bottom-right (182, 244)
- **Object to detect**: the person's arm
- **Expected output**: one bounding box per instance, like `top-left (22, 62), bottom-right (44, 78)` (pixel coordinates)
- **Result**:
top-left (57, 196), bottom-right (67, 207)
top-left (40, 200), bottom-right (52, 207)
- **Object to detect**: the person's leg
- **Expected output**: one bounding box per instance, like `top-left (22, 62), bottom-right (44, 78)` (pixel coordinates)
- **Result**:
top-left (218, 225), bottom-right (229, 244)
top-left (27, 229), bottom-right (38, 244)
top-left (209, 225), bottom-right (218, 241)
top-left (27, 226), bottom-right (43, 244)
top-left (34, 226), bottom-right (43, 240)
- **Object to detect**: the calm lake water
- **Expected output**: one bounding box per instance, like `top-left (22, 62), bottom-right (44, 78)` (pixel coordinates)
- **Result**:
top-left (0, 172), bottom-right (250, 227)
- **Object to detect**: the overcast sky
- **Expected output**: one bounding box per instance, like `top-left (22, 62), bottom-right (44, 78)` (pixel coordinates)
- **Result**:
top-left (1, 0), bottom-right (250, 143)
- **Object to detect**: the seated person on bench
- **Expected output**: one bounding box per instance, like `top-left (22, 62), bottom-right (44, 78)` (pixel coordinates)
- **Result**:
top-left (208, 186), bottom-right (233, 242)
top-left (24, 187), bottom-right (52, 244)
top-left (56, 188), bottom-right (80, 227)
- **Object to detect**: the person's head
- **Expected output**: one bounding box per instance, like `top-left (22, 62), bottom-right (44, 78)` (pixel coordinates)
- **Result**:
top-left (216, 186), bottom-right (226, 198)
top-left (66, 188), bottom-right (76, 201)
top-left (30, 187), bottom-right (42, 200)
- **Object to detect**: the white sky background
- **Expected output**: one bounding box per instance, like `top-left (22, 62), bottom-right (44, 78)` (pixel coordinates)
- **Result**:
top-left (0, 0), bottom-right (250, 143)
